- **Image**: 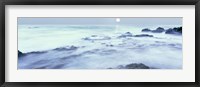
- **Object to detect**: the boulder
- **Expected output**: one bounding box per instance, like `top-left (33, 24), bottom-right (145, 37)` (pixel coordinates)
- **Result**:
top-left (116, 63), bottom-right (150, 69)
top-left (141, 28), bottom-right (151, 32)
top-left (152, 27), bottom-right (165, 33)
top-left (134, 34), bottom-right (153, 37)
top-left (124, 63), bottom-right (150, 69)
top-left (118, 32), bottom-right (133, 38)
top-left (165, 27), bottom-right (182, 34)
top-left (173, 27), bottom-right (182, 33)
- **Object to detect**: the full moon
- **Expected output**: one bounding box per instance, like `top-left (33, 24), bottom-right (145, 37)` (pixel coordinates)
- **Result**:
top-left (116, 18), bottom-right (120, 22)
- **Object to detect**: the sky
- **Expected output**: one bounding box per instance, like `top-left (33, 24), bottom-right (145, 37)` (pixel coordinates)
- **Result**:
top-left (18, 17), bottom-right (182, 26)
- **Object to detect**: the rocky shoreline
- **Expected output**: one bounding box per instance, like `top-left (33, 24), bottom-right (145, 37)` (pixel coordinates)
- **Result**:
top-left (18, 26), bottom-right (182, 69)
top-left (142, 26), bottom-right (182, 35)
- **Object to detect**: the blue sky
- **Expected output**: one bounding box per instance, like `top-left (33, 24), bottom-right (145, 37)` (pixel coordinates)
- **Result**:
top-left (18, 17), bottom-right (182, 26)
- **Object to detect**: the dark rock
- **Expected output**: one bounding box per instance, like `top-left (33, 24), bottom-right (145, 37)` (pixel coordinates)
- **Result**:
top-left (82, 37), bottom-right (90, 40)
top-left (91, 35), bottom-right (97, 37)
top-left (141, 28), bottom-right (151, 32)
top-left (152, 27), bottom-right (165, 33)
top-left (165, 29), bottom-right (175, 34)
top-left (124, 63), bottom-right (149, 69)
top-left (165, 27), bottom-right (182, 34)
top-left (134, 34), bottom-right (153, 37)
top-left (125, 32), bottom-right (132, 35)
top-left (18, 50), bottom-right (23, 57)
top-left (107, 67), bottom-right (113, 69)
top-left (173, 27), bottom-right (182, 33)
top-left (116, 63), bottom-right (150, 69)
top-left (106, 44), bottom-right (114, 47)
top-left (118, 32), bottom-right (133, 38)
top-left (26, 51), bottom-right (47, 55)
top-left (125, 63), bottom-right (150, 69)
top-left (53, 46), bottom-right (78, 51)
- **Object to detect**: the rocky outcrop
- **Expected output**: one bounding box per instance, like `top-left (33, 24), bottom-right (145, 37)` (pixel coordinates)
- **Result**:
top-left (141, 27), bottom-right (165, 33)
top-left (122, 63), bottom-right (150, 69)
top-left (165, 27), bottom-right (182, 34)
top-left (118, 32), bottom-right (133, 38)
top-left (152, 27), bottom-right (165, 33)
top-left (141, 28), bottom-right (151, 32)
top-left (134, 34), bottom-right (153, 37)
top-left (173, 27), bottom-right (182, 33)
top-left (18, 50), bottom-right (23, 57)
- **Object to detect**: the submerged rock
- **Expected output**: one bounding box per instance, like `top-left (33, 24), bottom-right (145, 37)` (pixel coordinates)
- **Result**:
top-left (152, 27), bottom-right (165, 33)
top-left (25, 51), bottom-right (47, 55)
top-left (91, 35), bottom-right (97, 37)
top-left (118, 32), bottom-right (133, 38)
top-left (106, 44), bottom-right (114, 47)
top-left (141, 28), bottom-right (151, 32)
top-left (134, 34), bottom-right (153, 37)
top-left (53, 46), bottom-right (78, 51)
top-left (82, 35), bottom-right (111, 41)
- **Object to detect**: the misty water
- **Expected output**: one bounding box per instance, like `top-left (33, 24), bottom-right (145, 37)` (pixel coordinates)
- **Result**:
top-left (18, 25), bottom-right (182, 69)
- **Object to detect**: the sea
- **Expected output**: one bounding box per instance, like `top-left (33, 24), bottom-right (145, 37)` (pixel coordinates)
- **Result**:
top-left (18, 25), bottom-right (182, 69)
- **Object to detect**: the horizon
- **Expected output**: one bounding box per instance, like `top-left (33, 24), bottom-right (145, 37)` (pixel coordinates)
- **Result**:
top-left (18, 17), bottom-right (182, 27)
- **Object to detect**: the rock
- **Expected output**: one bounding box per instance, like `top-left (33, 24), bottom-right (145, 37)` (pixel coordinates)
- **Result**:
top-left (165, 29), bottom-right (174, 34)
top-left (152, 27), bottom-right (165, 33)
top-left (165, 27), bottom-right (182, 34)
top-left (25, 51), bottom-right (47, 55)
top-left (18, 50), bottom-right (23, 57)
top-left (118, 32), bottom-right (133, 38)
top-left (53, 46), bottom-right (78, 51)
top-left (173, 27), bottom-right (182, 33)
top-left (124, 63), bottom-right (150, 69)
top-left (106, 44), bottom-right (114, 47)
top-left (134, 34), bottom-right (153, 37)
top-left (141, 28), bottom-right (151, 32)
top-left (125, 32), bottom-right (132, 35)
top-left (115, 63), bottom-right (150, 69)
top-left (82, 37), bottom-right (90, 40)
top-left (91, 35), bottom-right (97, 37)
